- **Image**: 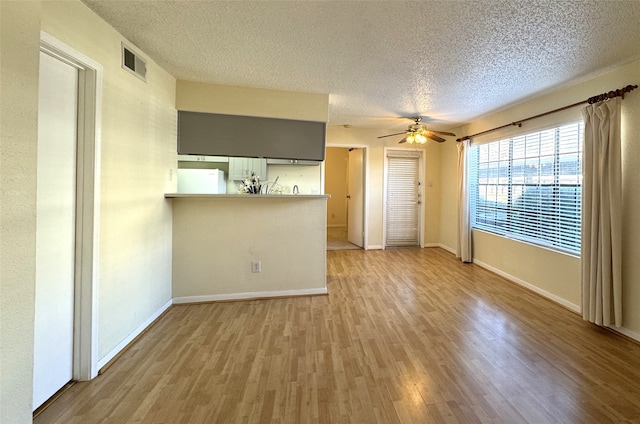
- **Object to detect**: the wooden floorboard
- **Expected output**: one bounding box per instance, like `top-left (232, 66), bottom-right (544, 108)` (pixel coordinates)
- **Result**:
top-left (35, 248), bottom-right (640, 423)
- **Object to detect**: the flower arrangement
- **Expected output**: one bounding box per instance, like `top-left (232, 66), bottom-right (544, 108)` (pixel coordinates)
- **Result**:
top-left (238, 172), bottom-right (261, 194)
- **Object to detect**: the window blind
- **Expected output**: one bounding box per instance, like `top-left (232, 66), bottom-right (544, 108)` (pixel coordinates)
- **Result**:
top-left (469, 122), bottom-right (583, 254)
top-left (386, 152), bottom-right (420, 247)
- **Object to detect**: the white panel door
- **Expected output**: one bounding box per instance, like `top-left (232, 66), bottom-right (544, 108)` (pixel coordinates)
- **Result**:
top-left (386, 152), bottom-right (421, 247)
top-left (347, 148), bottom-right (364, 247)
top-left (33, 51), bottom-right (78, 410)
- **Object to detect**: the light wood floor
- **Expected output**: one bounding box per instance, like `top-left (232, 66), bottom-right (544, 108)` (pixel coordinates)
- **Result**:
top-left (36, 248), bottom-right (640, 423)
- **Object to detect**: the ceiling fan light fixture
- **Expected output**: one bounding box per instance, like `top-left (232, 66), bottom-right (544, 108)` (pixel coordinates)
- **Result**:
top-left (377, 116), bottom-right (455, 144)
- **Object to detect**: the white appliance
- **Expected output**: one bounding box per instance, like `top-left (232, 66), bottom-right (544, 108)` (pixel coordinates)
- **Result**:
top-left (177, 169), bottom-right (226, 194)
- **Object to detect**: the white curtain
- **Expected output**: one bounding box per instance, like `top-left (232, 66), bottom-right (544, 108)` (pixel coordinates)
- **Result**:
top-left (456, 139), bottom-right (472, 263)
top-left (581, 97), bottom-right (622, 327)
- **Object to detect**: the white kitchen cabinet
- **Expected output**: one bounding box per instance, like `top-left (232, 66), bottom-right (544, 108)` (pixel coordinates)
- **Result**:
top-left (266, 158), bottom-right (321, 166)
top-left (177, 154), bottom-right (228, 163)
top-left (228, 158), bottom-right (267, 181)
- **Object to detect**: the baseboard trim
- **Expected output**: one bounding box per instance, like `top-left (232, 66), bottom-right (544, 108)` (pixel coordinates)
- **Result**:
top-left (366, 245), bottom-right (383, 250)
top-left (609, 325), bottom-right (640, 344)
top-left (33, 381), bottom-right (75, 418)
top-left (422, 243), bottom-right (456, 254)
top-left (472, 258), bottom-right (581, 313)
top-left (97, 299), bottom-right (173, 373)
top-left (172, 287), bottom-right (328, 304)
top-left (437, 243), bottom-right (456, 254)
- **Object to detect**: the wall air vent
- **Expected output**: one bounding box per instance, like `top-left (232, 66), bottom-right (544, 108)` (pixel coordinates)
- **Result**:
top-left (121, 43), bottom-right (146, 82)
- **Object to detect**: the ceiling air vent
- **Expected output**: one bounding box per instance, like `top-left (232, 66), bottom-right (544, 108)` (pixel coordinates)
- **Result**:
top-left (121, 43), bottom-right (146, 81)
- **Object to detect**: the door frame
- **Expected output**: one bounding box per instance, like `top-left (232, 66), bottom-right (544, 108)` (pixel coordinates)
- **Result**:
top-left (383, 147), bottom-right (425, 249)
top-left (39, 32), bottom-right (102, 380)
top-left (321, 144), bottom-right (369, 249)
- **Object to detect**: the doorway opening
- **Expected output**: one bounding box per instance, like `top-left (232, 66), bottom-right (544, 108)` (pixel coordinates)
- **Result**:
top-left (324, 146), bottom-right (367, 250)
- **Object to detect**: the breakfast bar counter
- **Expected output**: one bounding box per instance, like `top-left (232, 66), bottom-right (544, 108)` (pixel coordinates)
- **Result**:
top-left (165, 193), bottom-right (329, 199)
top-left (166, 193), bottom-right (329, 303)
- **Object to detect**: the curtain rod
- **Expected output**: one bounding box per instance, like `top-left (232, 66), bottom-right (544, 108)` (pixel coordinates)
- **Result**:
top-left (456, 84), bottom-right (638, 142)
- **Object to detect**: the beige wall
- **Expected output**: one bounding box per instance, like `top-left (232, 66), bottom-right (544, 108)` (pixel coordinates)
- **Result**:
top-left (441, 58), bottom-right (640, 336)
top-left (325, 147), bottom-right (349, 227)
top-left (176, 80), bottom-right (329, 122)
top-left (1, 2), bottom-right (177, 421)
top-left (326, 126), bottom-right (443, 248)
top-left (439, 138), bottom-right (458, 251)
top-left (172, 197), bottom-right (327, 300)
top-left (0, 2), bottom-right (42, 422)
top-left (41, 1), bottom-right (177, 360)
top-left (473, 232), bottom-right (581, 309)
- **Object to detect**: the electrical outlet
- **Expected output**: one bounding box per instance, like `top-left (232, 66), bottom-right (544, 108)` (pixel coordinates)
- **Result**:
top-left (251, 260), bottom-right (261, 273)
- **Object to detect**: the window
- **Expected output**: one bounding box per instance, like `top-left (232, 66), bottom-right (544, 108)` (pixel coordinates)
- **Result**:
top-left (469, 122), bottom-right (583, 254)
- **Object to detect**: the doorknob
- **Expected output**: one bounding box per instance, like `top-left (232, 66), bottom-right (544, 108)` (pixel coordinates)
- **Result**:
top-left (346, 195), bottom-right (351, 199)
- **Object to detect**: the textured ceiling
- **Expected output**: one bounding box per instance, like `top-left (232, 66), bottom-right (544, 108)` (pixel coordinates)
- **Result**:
top-left (82, 0), bottom-right (640, 132)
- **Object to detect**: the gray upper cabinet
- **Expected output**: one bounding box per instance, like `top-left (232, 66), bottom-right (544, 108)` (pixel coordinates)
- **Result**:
top-left (177, 111), bottom-right (326, 161)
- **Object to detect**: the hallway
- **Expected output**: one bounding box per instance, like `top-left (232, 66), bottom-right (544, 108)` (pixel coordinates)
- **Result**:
top-left (326, 226), bottom-right (361, 251)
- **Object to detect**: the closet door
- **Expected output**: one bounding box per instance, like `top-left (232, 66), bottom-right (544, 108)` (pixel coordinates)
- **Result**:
top-left (33, 50), bottom-right (78, 410)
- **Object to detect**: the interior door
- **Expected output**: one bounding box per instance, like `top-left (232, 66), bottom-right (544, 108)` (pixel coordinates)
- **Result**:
top-left (385, 151), bottom-right (421, 247)
top-left (33, 51), bottom-right (78, 410)
top-left (347, 148), bottom-right (364, 247)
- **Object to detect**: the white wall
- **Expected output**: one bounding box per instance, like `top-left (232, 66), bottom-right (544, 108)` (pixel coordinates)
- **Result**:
top-left (326, 126), bottom-right (444, 248)
top-left (0, 2), bottom-right (41, 422)
top-left (1, 2), bottom-right (177, 420)
top-left (441, 58), bottom-right (640, 337)
top-left (266, 164), bottom-right (321, 195)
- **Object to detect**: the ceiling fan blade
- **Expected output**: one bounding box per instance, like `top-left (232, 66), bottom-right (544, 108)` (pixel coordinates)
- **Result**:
top-left (398, 136), bottom-right (408, 144)
top-left (429, 130), bottom-right (456, 136)
top-left (426, 133), bottom-right (446, 143)
top-left (377, 131), bottom-right (407, 139)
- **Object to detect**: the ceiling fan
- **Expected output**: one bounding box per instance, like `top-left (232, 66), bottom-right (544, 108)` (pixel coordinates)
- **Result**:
top-left (377, 117), bottom-right (456, 144)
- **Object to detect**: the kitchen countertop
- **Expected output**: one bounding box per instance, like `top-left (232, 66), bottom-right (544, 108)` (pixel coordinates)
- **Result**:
top-left (165, 193), bottom-right (330, 199)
